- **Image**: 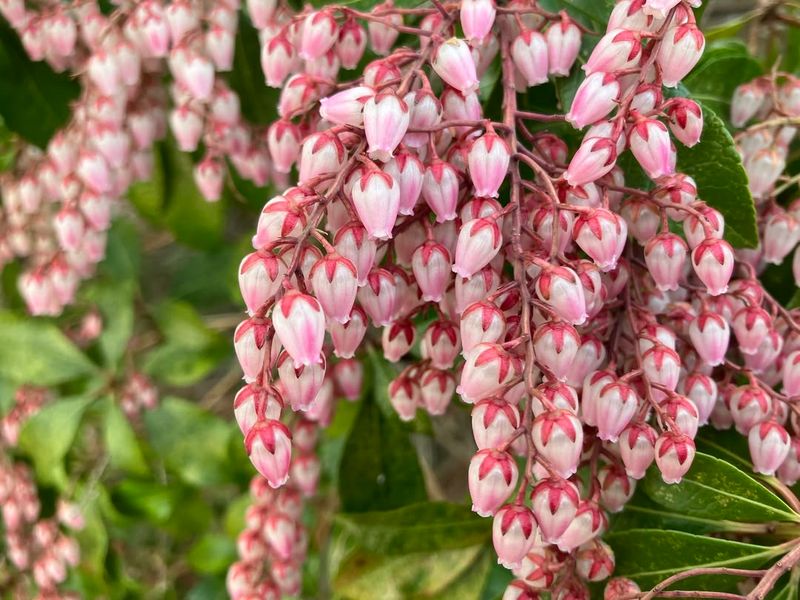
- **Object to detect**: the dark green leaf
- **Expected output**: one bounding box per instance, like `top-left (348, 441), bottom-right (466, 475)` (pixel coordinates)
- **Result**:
top-left (110, 479), bottom-right (179, 523)
top-left (0, 311), bottom-right (97, 385)
top-left (144, 396), bottom-right (238, 486)
top-left (683, 41), bottom-right (763, 120)
top-left (676, 103), bottom-right (759, 248)
top-left (0, 22), bottom-right (80, 147)
top-left (607, 529), bottom-right (780, 591)
top-left (336, 502), bottom-right (490, 555)
top-left (642, 452), bottom-right (799, 523)
top-left (338, 397), bottom-right (427, 512)
top-left (187, 534), bottom-right (237, 575)
top-left (102, 397), bottom-right (148, 475)
top-left (128, 141), bottom-right (225, 250)
top-left (538, 0), bottom-right (615, 28)
top-left (225, 18), bottom-right (279, 124)
top-left (187, 576), bottom-right (228, 600)
top-left (18, 395), bottom-right (93, 487)
top-left (100, 219), bottom-right (141, 282)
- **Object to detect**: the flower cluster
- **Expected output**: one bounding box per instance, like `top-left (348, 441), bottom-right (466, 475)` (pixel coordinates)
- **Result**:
top-left (0, 0), bottom-right (278, 316)
top-left (227, 419), bottom-right (319, 599)
top-left (0, 387), bottom-right (84, 598)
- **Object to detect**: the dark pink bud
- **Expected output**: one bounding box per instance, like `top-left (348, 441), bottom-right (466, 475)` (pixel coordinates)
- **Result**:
top-left (421, 319), bottom-right (461, 369)
top-left (245, 420), bottom-right (292, 488)
top-left (576, 540), bottom-right (615, 582)
top-left (667, 98), bottom-right (703, 147)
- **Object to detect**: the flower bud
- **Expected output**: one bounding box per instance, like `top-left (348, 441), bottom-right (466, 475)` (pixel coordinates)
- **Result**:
top-left (337, 17), bottom-right (367, 69)
top-left (234, 318), bottom-right (270, 383)
top-left (459, 343), bottom-right (522, 403)
top-left (262, 33), bottom-right (296, 87)
top-left (546, 14), bottom-right (582, 76)
top-left (629, 117), bottom-right (676, 180)
top-left (468, 131), bottom-right (511, 198)
top-left (329, 306), bottom-right (368, 358)
top-left (384, 151), bottom-right (424, 215)
top-left (749, 421), bottom-right (791, 476)
top-left (666, 98), bottom-right (703, 147)
top-left (583, 29), bottom-right (642, 76)
top-left (298, 131), bottom-right (346, 187)
top-left (566, 73), bottom-right (620, 129)
top-left (412, 241), bottom-right (452, 302)
top-left (461, 0), bottom-right (496, 44)
top-left (564, 136), bottom-right (617, 187)
top-left (300, 10), bottom-right (338, 60)
top-left (468, 449), bottom-right (518, 517)
top-left (272, 291), bottom-right (325, 368)
top-left (595, 381), bottom-right (638, 442)
top-left (453, 218), bottom-right (503, 279)
top-left (245, 419), bottom-right (292, 488)
top-left (351, 169), bottom-right (401, 240)
top-left (556, 499), bottom-right (606, 552)
top-left (644, 233), bottom-right (687, 291)
top-left (472, 397), bottom-right (521, 449)
top-left (619, 422), bottom-right (657, 479)
top-left (512, 29), bottom-right (549, 87)
top-left (692, 238), bottom-right (735, 296)
top-left (420, 368), bottom-right (456, 415)
top-left (493, 504), bottom-right (537, 570)
top-left (421, 319), bottom-right (461, 369)
top-left (357, 268), bottom-right (399, 326)
top-left (657, 24), bottom-right (705, 88)
top-left (422, 158), bottom-right (460, 222)
top-left (461, 300), bottom-right (507, 353)
top-left (534, 265), bottom-right (588, 325)
top-left (572, 208), bottom-right (627, 272)
top-left (533, 321), bottom-right (581, 381)
top-left (778, 438), bottom-right (800, 485)
top-left (382, 320), bottom-right (416, 362)
top-left (364, 93), bottom-right (410, 163)
top-left (432, 38), bottom-right (479, 94)
top-left (530, 477), bottom-right (580, 543)
top-left (531, 409), bottom-right (583, 478)
top-left (655, 431), bottom-right (695, 484)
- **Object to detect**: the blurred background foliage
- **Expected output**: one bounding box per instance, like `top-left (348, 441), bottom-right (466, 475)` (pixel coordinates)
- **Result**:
top-left (1, 1), bottom-right (800, 599)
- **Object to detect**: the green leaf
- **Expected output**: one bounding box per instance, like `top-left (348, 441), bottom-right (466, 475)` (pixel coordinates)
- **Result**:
top-left (224, 494), bottom-right (251, 538)
top-left (102, 397), bottom-right (148, 475)
top-left (18, 395), bottom-right (93, 487)
top-left (100, 219), bottom-right (141, 282)
top-left (338, 396), bottom-right (427, 512)
top-left (682, 41), bottom-right (763, 120)
top-left (73, 487), bottom-right (109, 576)
top-left (0, 22), bottom-right (80, 147)
top-left (128, 141), bottom-right (225, 250)
top-left (0, 311), bottom-right (97, 385)
top-left (187, 534), bottom-right (237, 575)
top-left (144, 396), bottom-right (238, 486)
top-left (334, 544), bottom-right (486, 600)
top-left (110, 479), bottom-right (179, 523)
top-left (607, 529), bottom-right (780, 591)
top-left (82, 280), bottom-right (135, 369)
top-left (225, 18), bottom-right (280, 124)
top-left (642, 452), bottom-right (799, 523)
top-left (676, 103), bottom-right (759, 248)
top-left (335, 502), bottom-right (490, 555)
top-left (538, 0), bottom-right (615, 28)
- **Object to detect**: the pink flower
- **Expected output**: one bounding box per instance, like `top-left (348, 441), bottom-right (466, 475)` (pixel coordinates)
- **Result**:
top-left (461, 301), bottom-right (506, 353)
top-left (749, 421), bottom-right (791, 476)
top-left (412, 241), bottom-right (452, 302)
top-left (461, 0), bottom-right (496, 44)
top-left (642, 344), bottom-right (681, 393)
top-left (252, 195), bottom-right (306, 250)
top-left (546, 13), bottom-right (581, 76)
top-left (238, 252), bottom-right (287, 316)
top-left (329, 307), bottom-right (368, 359)
top-left (382, 320), bottom-right (416, 362)
top-left (357, 268), bottom-right (399, 326)
top-left (655, 431), bottom-right (695, 484)
top-left (233, 318), bottom-right (269, 383)
top-left (468, 449), bottom-right (518, 517)
top-left (666, 98), bottom-right (703, 147)
top-left (272, 291), bottom-right (326, 367)
top-left (534, 265), bottom-right (588, 325)
top-left (689, 312), bottom-right (730, 367)
top-left (234, 385), bottom-right (282, 436)
top-left (300, 10), bottom-right (338, 61)
top-left (619, 423), bottom-right (657, 479)
top-left (453, 218), bottom-right (503, 278)
top-left (468, 131), bottom-right (511, 197)
top-left (367, 2), bottom-right (401, 55)
top-left (644, 233), bottom-right (687, 291)
top-left (261, 33), bottom-right (296, 88)
top-left (731, 82), bottom-right (766, 127)
top-left (492, 505), bottom-right (537, 570)
top-left (556, 499), bottom-right (605, 552)
top-left (309, 253), bottom-right (359, 324)
top-left (319, 86), bottom-right (375, 127)
top-left (432, 38), bottom-right (479, 94)
top-left (420, 368), bottom-right (456, 415)
top-left (421, 319), bottom-right (460, 369)
top-left (193, 155), bottom-right (224, 202)
top-left (566, 72), bottom-right (621, 129)
top-left (530, 477), bottom-right (580, 543)
top-left (334, 222), bottom-right (377, 285)
top-left (351, 169), bottom-right (400, 240)
top-left (458, 343), bottom-right (521, 403)
top-left (782, 350), bottom-right (800, 397)
top-left (657, 24), bottom-right (705, 88)
top-left (337, 18), bottom-right (367, 69)
top-left (422, 158), bottom-right (460, 222)
top-left (564, 136), bottom-right (617, 187)
top-left (595, 381), bottom-right (638, 442)
top-left (364, 93), bottom-right (410, 162)
top-left (531, 409), bottom-right (584, 478)
top-left (511, 29), bottom-right (549, 87)
top-left (583, 29), bottom-right (642, 75)
top-left (388, 374), bottom-right (420, 421)
top-left (383, 150), bottom-right (424, 215)
top-left (472, 397), bottom-right (520, 449)
top-left (267, 120), bottom-right (302, 174)
top-left (691, 238), bottom-right (734, 296)
top-left (298, 131), bottom-right (346, 187)
top-left (572, 208), bottom-right (627, 272)
top-left (404, 88), bottom-right (442, 148)
top-left (629, 117), bottom-right (676, 180)
top-left (245, 420), bottom-right (292, 488)
top-left (533, 321), bottom-right (581, 381)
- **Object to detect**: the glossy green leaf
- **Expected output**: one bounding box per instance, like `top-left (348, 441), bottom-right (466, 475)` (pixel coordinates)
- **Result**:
top-left (338, 397), bottom-right (427, 512)
top-left (676, 103), bottom-right (758, 248)
top-left (144, 396), bottom-right (238, 486)
top-left (336, 502), bottom-right (490, 555)
top-left (102, 397), bottom-right (148, 475)
top-left (642, 452), bottom-right (798, 523)
top-left (0, 311), bottom-right (97, 385)
top-left (187, 534), bottom-right (237, 575)
top-left (18, 395), bottom-right (93, 488)
top-left (683, 41), bottom-right (763, 121)
top-left (0, 22), bottom-right (80, 147)
top-left (607, 529), bottom-right (780, 591)
top-left (128, 141), bottom-right (225, 250)
top-left (538, 0), bottom-right (615, 28)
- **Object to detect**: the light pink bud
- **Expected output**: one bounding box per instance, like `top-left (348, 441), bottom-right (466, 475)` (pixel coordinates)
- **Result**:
top-left (533, 321), bottom-right (581, 381)
top-left (292, 452), bottom-right (321, 496)
top-left (384, 151), bottom-right (424, 215)
top-left (389, 374), bottom-right (419, 421)
top-left (320, 86), bottom-right (375, 127)
top-left (644, 232), bottom-right (687, 291)
top-left (421, 320), bottom-right (460, 369)
top-left (337, 18), bottom-right (367, 69)
top-left (309, 253), bottom-right (359, 324)
top-left (743, 329), bottom-right (783, 375)
top-left (546, 14), bottom-right (581, 76)
top-left (53, 206), bottom-right (85, 252)
top-left (731, 82), bottom-right (766, 128)
top-left (77, 151), bottom-right (112, 194)
top-left (300, 10), bottom-right (338, 60)
top-left (382, 320), bottom-right (415, 362)
top-left (594, 381), bottom-right (638, 442)
top-left (469, 449), bottom-right (518, 517)
top-left (692, 238), bottom-right (734, 296)
top-left (461, 300), bottom-right (506, 353)
top-left (763, 211), bottom-right (800, 265)
top-left (419, 368), bottom-right (456, 415)
top-left (453, 218), bottom-right (503, 279)
top-left (351, 170), bottom-right (400, 240)
top-left (461, 0), bottom-right (496, 44)
top-left (238, 252), bottom-right (287, 317)
top-left (433, 38), bottom-right (479, 94)
top-left (252, 195), bottom-right (306, 250)
top-left (194, 155), bottom-right (224, 202)
top-left (655, 431), bottom-right (695, 484)
top-left (364, 93), bottom-right (410, 162)
top-left (730, 385), bottom-right (771, 435)
top-left (329, 306), bottom-right (368, 358)
top-left (556, 499), bottom-right (606, 552)
top-left (747, 421), bottom-right (791, 475)
top-left (422, 158), bottom-right (460, 222)
top-left (262, 33), bottom-right (296, 88)
top-left (279, 74), bottom-right (321, 119)
top-left (272, 291), bottom-right (325, 368)
top-left (681, 372), bottom-right (718, 426)
top-left (657, 24), bottom-right (705, 88)
top-left (566, 73), bottom-right (620, 129)
top-left (642, 344), bottom-right (681, 393)
top-left (688, 312), bottom-right (729, 367)
top-left (746, 149), bottom-right (785, 199)
top-left (733, 306), bottom-right (772, 356)
top-left (299, 132), bottom-right (346, 187)
top-left (531, 409), bottom-right (583, 478)
top-left (783, 350), bottom-right (800, 397)
top-left (778, 438), bottom-right (800, 485)
top-left (666, 98), bottom-right (703, 147)
top-left (234, 384), bottom-right (282, 435)
top-left (530, 477), bottom-right (580, 543)
top-left (572, 208), bottom-right (627, 272)
top-left (265, 120), bottom-right (300, 175)
top-left (472, 397), bottom-right (520, 449)
top-left (683, 205), bottom-right (724, 249)
top-left (234, 318), bottom-right (270, 383)
top-left (663, 394), bottom-right (700, 439)
top-left (565, 136), bottom-right (617, 187)
top-left (357, 268), bottom-right (398, 326)
top-left (619, 422), bottom-right (657, 479)
top-left (534, 266), bottom-right (588, 325)
top-left (584, 29), bottom-right (642, 75)
top-left (169, 104), bottom-right (203, 152)
top-left (629, 117), bottom-right (676, 180)
top-left (245, 419), bottom-right (292, 487)
top-left (334, 222), bottom-right (377, 285)
top-left (512, 29), bottom-right (549, 87)
top-left (468, 131), bottom-right (511, 198)
top-left (412, 241), bottom-right (452, 302)
top-left (459, 343), bottom-right (522, 403)
top-left (493, 504), bottom-right (537, 570)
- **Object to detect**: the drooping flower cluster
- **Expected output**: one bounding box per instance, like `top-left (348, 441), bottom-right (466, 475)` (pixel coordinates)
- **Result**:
top-left (0, 387), bottom-right (84, 598)
top-left (0, 0), bottom-right (277, 316)
top-left (227, 419), bottom-right (319, 599)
